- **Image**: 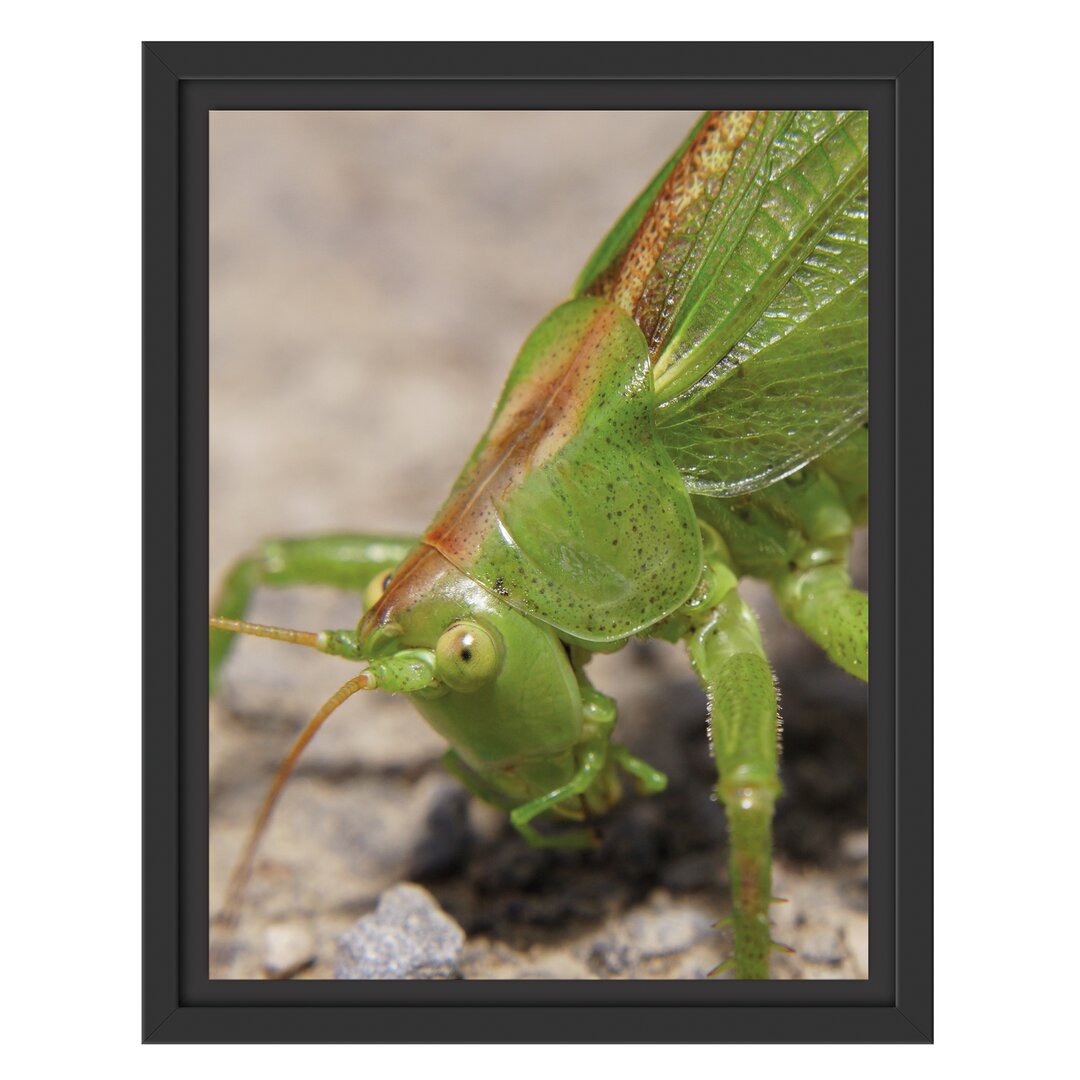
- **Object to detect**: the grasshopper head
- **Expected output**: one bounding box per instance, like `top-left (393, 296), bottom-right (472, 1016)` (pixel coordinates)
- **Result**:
top-left (358, 544), bottom-right (587, 803)
top-left (215, 542), bottom-right (599, 931)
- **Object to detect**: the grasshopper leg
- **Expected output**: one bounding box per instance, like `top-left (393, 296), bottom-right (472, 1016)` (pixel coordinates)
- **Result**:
top-left (509, 739), bottom-right (608, 850)
top-left (772, 557), bottom-right (868, 683)
top-left (682, 556), bottom-right (782, 979)
top-left (574, 678), bottom-right (668, 800)
top-left (766, 463), bottom-right (868, 682)
top-left (209, 532), bottom-right (414, 691)
top-left (610, 744), bottom-right (668, 795)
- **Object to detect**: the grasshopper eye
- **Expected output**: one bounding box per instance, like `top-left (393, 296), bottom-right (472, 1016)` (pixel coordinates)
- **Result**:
top-left (435, 622), bottom-right (502, 692)
top-left (363, 570), bottom-right (394, 611)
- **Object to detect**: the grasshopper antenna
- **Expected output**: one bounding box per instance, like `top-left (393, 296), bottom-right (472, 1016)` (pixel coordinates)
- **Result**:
top-left (211, 668), bottom-right (376, 974)
top-left (209, 614), bottom-right (437, 973)
top-left (209, 614), bottom-right (322, 647)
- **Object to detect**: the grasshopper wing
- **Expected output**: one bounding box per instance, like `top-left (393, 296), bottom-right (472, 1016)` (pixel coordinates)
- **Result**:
top-left (578, 110), bottom-right (869, 497)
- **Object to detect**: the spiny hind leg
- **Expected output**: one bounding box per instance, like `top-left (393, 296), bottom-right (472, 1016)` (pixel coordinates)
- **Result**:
top-left (682, 556), bottom-right (783, 979)
top-left (210, 532), bottom-right (414, 691)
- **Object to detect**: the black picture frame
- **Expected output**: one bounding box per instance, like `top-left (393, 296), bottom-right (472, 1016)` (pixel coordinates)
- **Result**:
top-left (144, 41), bottom-right (932, 1044)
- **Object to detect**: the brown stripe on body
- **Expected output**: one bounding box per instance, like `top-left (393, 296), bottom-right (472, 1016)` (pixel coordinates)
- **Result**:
top-left (587, 110), bottom-right (757, 328)
top-left (425, 304), bottom-right (623, 563)
top-left (357, 541), bottom-right (442, 638)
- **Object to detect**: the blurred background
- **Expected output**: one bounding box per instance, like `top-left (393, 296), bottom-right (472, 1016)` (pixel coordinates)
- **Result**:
top-left (209, 111), bottom-right (868, 980)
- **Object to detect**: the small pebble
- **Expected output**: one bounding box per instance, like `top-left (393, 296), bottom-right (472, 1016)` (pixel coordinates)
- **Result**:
top-left (588, 896), bottom-right (713, 976)
top-left (262, 921), bottom-right (316, 979)
top-left (798, 924), bottom-right (843, 965)
top-left (588, 941), bottom-right (632, 976)
top-left (625, 906), bottom-right (712, 960)
top-left (336, 883), bottom-right (465, 980)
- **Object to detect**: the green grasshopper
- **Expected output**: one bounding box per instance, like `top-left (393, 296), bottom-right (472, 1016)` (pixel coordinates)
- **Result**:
top-left (210, 110), bottom-right (868, 979)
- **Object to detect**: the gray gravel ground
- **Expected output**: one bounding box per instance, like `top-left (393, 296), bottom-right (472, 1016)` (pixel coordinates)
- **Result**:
top-left (209, 111), bottom-right (869, 981)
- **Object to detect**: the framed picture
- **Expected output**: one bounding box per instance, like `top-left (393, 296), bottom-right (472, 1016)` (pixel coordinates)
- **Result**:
top-left (144, 41), bottom-right (932, 1043)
